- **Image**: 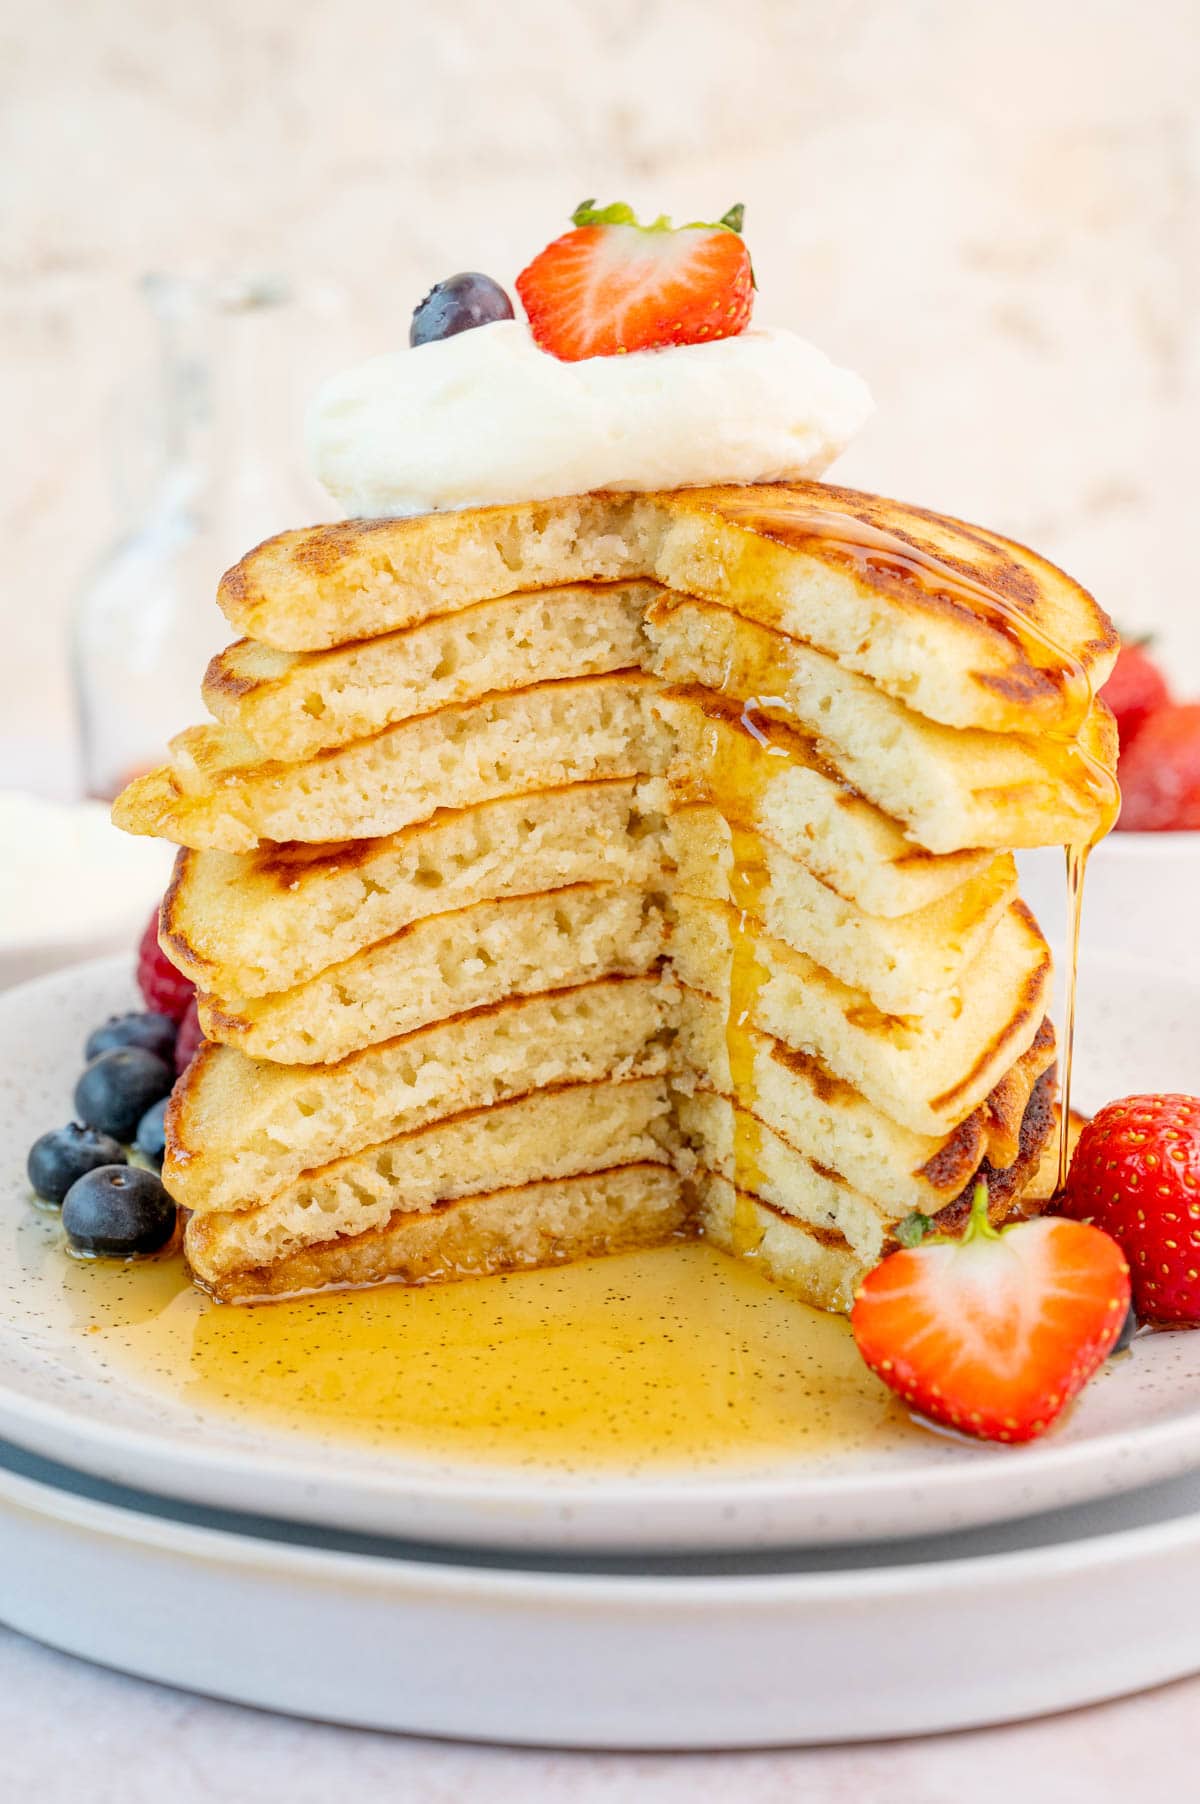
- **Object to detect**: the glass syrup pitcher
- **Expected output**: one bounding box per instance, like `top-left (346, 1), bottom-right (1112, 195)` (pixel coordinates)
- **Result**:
top-left (71, 273), bottom-right (341, 801)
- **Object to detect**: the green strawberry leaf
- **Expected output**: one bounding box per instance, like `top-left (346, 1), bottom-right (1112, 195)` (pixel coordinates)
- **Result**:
top-left (895, 1211), bottom-right (935, 1249)
top-left (570, 199), bottom-right (747, 236)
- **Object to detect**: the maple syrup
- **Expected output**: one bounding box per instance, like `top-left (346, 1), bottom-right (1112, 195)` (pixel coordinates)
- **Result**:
top-left (684, 643), bottom-right (806, 1247)
top-left (28, 1216), bottom-right (912, 1468)
top-left (709, 495), bottom-right (1097, 726)
top-left (1058, 845), bottom-right (1088, 1190)
top-left (724, 820), bottom-right (771, 1253)
top-left (695, 496), bottom-right (1121, 1205)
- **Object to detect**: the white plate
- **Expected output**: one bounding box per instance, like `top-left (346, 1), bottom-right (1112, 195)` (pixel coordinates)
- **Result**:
top-left (0, 794), bottom-right (172, 992)
top-left (3, 953), bottom-right (1200, 1554)
top-left (6, 1435), bottom-right (1200, 1746)
top-left (1018, 833), bottom-right (1200, 966)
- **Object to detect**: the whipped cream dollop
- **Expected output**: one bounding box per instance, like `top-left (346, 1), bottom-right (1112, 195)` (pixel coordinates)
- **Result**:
top-left (308, 320), bottom-right (872, 518)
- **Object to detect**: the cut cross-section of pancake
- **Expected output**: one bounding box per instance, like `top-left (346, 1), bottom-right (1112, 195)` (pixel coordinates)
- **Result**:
top-left (646, 595), bottom-right (1117, 853)
top-left (115, 671), bottom-right (668, 852)
top-left (204, 580), bottom-right (659, 760)
top-left (671, 894), bottom-right (1050, 1137)
top-left (166, 972), bottom-right (677, 1216)
top-left (162, 779), bottom-right (665, 999)
top-left (198, 882), bottom-right (669, 1064)
top-left (698, 1068), bottom-right (1055, 1315)
top-left (669, 807), bottom-right (1017, 1014)
top-left (200, 1166), bottom-right (689, 1305)
top-left (675, 994), bottom-right (1054, 1216)
top-left (186, 1075), bottom-right (676, 1292)
top-left (653, 689), bottom-right (993, 916)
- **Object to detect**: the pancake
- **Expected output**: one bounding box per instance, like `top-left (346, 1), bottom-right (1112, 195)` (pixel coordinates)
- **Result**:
top-left (1022, 1104), bottom-right (1089, 1207)
top-left (699, 1067), bottom-right (1054, 1315)
top-left (646, 596), bottom-right (1117, 853)
top-left (194, 1059), bottom-right (1055, 1311)
top-left (198, 882), bottom-right (668, 1063)
top-left (205, 580), bottom-right (659, 760)
top-left (185, 1000), bottom-right (1056, 1302)
top-left (669, 808), bottom-right (1017, 1014)
top-left (202, 1164), bottom-right (688, 1305)
top-left (114, 672), bottom-right (668, 853)
top-left (189, 1051), bottom-right (1055, 1307)
top-left (185, 1075), bottom-right (676, 1290)
top-left (216, 482), bottom-right (1117, 737)
top-left (115, 631), bottom-right (1115, 859)
top-left (677, 994), bottom-right (1055, 1215)
top-left (193, 828), bottom-right (1012, 1063)
top-left (653, 689), bottom-right (993, 917)
top-left (112, 477), bottom-right (1118, 1316)
top-left (166, 972), bottom-right (677, 1217)
top-left (671, 895), bottom-right (1050, 1136)
top-left (162, 779), bottom-right (664, 999)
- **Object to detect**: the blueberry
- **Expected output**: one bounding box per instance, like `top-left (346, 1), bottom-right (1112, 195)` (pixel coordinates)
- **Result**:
top-left (73, 1047), bottom-right (173, 1142)
top-left (85, 1011), bottom-right (177, 1064)
top-left (1112, 1302), bottom-right (1139, 1357)
top-left (27, 1123), bottom-right (126, 1206)
top-left (410, 273), bottom-right (514, 347)
top-left (135, 1095), bottom-right (169, 1171)
top-left (62, 1165), bottom-right (176, 1258)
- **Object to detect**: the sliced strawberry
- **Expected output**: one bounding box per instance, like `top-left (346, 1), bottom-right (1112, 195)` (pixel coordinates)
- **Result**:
top-left (1116, 702), bottom-right (1200, 831)
top-left (1101, 640), bottom-right (1170, 753)
top-left (1060, 1093), bottom-right (1200, 1324)
top-left (515, 200), bottom-right (754, 362)
top-left (852, 1182), bottom-right (1130, 1444)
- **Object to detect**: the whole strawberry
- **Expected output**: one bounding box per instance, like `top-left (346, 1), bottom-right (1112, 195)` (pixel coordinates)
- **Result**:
top-left (1060, 1094), bottom-right (1200, 1324)
top-left (136, 903), bottom-right (195, 1022)
top-left (516, 200), bottom-right (753, 362)
top-left (174, 997), bottom-right (204, 1075)
top-left (137, 902), bottom-right (195, 1031)
top-left (1100, 640), bottom-right (1170, 753)
top-left (852, 1181), bottom-right (1130, 1443)
top-left (1116, 704), bottom-right (1200, 831)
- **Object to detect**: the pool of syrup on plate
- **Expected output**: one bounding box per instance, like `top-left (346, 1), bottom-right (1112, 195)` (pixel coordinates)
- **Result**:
top-left (29, 1220), bottom-right (915, 1468)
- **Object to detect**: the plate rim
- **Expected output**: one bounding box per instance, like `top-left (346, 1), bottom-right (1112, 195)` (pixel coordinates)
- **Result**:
top-left (10, 1432), bottom-right (1200, 1602)
top-left (11, 1440), bottom-right (1200, 1749)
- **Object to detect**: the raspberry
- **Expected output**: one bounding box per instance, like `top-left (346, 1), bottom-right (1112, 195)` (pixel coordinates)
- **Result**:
top-left (174, 997), bottom-right (204, 1075)
top-left (137, 906), bottom-right (195, 1023)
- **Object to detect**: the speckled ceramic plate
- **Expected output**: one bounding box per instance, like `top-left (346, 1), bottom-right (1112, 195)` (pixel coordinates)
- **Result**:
top-left (7, 1436), bottom-right (1200, 1745)
top-left (3, 953), bottom-right (1200, 1554)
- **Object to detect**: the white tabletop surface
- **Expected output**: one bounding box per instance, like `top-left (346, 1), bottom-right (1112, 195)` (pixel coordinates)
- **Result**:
top-left (1, 1622), bottom-right (1197, 1803)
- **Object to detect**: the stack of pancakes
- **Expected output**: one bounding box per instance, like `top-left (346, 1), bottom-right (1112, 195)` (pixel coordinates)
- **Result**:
top-left (114, 482), bottom-right (1119, 1308)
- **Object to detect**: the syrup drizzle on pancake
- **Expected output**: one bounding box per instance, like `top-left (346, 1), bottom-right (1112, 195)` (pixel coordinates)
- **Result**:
top-left (724, 819), bottom-right (771, 1253)
top-left (693, 507), bottom-right (1120, 1210)
top-left (707, 497), bottom-right (1100, 723)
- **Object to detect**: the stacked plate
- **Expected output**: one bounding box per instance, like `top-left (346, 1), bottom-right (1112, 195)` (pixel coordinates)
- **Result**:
top-left (3, 945), bottom-right (1200, 1748)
